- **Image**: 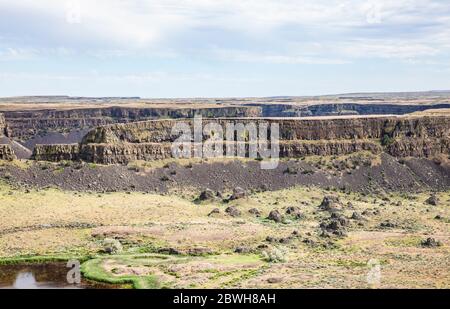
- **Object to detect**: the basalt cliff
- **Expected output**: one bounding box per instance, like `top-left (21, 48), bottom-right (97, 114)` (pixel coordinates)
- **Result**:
top-left (0, 114), bottom-right (15, 161)
top-left (32, 115), bottom-right (450, 164)
top-left (1, 106), bottom-right (261, 143)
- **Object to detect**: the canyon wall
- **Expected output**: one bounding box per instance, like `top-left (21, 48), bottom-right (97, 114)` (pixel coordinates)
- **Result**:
top-left (32, 115), bottom-right (450, 164)
top-left (82, 116), bottom-right (450, 144)
top-left (2, 106), bottom-right (261, 141)
top-left (253, 103), bottom-right (450, 117)
top-left (33, 140), bottom-right (382, 164)
top-left (4, 103), bottom-right (450, 142)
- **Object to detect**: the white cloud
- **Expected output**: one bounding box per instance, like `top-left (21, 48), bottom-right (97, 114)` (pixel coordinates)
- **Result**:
top-left (0, 46), bottom-right (75, 61)
top-left (333, 40), bottom-right (440, 59)
top-left (0, 0), bottom-right (449, 63)
top-left (212, 48), bottom-right (349, 65)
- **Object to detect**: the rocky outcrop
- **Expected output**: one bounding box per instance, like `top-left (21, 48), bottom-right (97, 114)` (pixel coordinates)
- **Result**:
top-left (386, 137), bottom-right (450, 157)
top-left (0, 144), bottom-right (16, 161)
top-left (80, 143), bottom-right (173, 164)
top-left (0, 113), bottom-right (9, 137)
top-left (0, 114), bottom-right (16, 160)
top-left (32, 144), bottom-right (80, 162)
top-left (279, 140), bottom-right (382, 157)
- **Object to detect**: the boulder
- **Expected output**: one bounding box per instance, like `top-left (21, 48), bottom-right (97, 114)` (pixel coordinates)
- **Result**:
top-left (248, 208), bottom-right (262, 217)
top-left (198, 189), bottom-right (216, 201)
top-left (225, 206), bottom-right (241, 217)
top-left (102, 238), bottom-right (123, 254)
top-left (421, 238), bottom-right (442, 248)
top-left (319, 195), bottom-right (343, 212)
top-left (268, 209), bottom-right (283, 223)
top-left (320, 215), bottom-right (348, 237)
top-left (208, 208), bottom-right (220, 216)
top-left (286, 206), bottom-right (303, 219)
top-left (229, 187), bottom-right (246, 200)
top-left (234, 246), bottom-right (253, 254)
top-left (425, 194), bottom-right (439, 206)
top-left (351, 212), bottom-right (365, 221)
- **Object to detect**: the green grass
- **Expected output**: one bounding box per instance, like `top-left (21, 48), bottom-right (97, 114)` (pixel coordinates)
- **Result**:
top-left (385, 236), bottom-right (423, 247)
top-left (81, 258), bottom-right (160, 289)
top-left (79, 253), bottom-right (264, 289)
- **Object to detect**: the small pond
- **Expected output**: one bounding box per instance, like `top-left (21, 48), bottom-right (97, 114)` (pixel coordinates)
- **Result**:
top-left (0, 263), bottom-right (117, 289)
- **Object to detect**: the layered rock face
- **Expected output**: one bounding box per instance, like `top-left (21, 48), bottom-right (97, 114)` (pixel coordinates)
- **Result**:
top-left (33, 115), bottom-right (450, 164)
top-left (2, 106), bottom-right (261, 141)
top-left (0, 113), bottom-right (7, 137)
top-left (32, 144), bottom-right (80, 162)
top-left (0, 113), bottom-right (16, 160)
top-left (0, 144), bottom-right (15, 161)
top-left (386, 138), bottom-right (450, 157)
top-left (253, 103), bottom-right (450, 117)
top-left (34, 141), bottom-right (382, 164)
top-left (83, 116), bottom-right (449, 143)
top-left (5, 103), bottom-right (449, 142)
top-left (279, 140), bottom-right (382, 157)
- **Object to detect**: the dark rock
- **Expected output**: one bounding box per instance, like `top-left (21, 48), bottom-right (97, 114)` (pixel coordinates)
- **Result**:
top-left (284, 167), bottom-right (298, 175)
top-left (286, 206), bottom-right (303, 219)
top-left (208, 208), bottom-right (220, 216)
top-left (320, 217), bottom-right (347, 237)
top-left (259, 184), bottom-right (269, 192)
top-left (279, 237), bottom-right (293, 244)
top-left (265, 236), bottom-right (277, 243)
top-left (379, 220), bottom-right (397, 228)
top-left (421, 238), bottom-right (442, 248)
top-left (158, 247), bottom-right (181, 255)
top-left (268, 209), bottom-right (283, 223)
top-left (198, 189), bottom-right (216, 201)
top-left (302, 238), bottom-right (315, 245)
top-left (319, 195), bottom-right (342, 212)
top-left (351, 212), bottom-right (365, 221)
top-left (186, 247), bottom-right (213, 256)
top-left (330, 213), bottom-right (349, 226)
top-left (225, 206), bottom-right (241, 217)
top-left (229, 187), bottom-right (246, 200)
top-left (234, 246), bottom-right (253, 254)
top-left (425, 195), bottom-right (439, 206)
top-left (248, 208), bottom-right (262, 217)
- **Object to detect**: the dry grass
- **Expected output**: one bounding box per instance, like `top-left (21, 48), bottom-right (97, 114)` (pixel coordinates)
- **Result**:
top-left (0, 180), bottom-right (449, 288)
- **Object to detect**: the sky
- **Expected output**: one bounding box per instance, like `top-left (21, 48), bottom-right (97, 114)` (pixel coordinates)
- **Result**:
top-left (0, 0), bottom-right (450, 98)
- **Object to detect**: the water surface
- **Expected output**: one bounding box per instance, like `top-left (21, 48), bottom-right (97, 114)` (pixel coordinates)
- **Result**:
top-left (0, 263), bottom-right (116, 289)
